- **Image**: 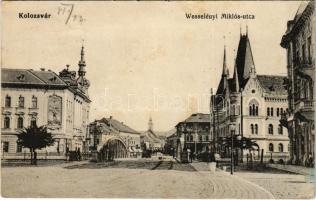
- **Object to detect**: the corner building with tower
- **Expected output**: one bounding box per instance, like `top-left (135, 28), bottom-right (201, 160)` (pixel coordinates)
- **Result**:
top-left (1, 46), bottom-right (91, 159)
top-left (210, 31), bottom-right (290, 163)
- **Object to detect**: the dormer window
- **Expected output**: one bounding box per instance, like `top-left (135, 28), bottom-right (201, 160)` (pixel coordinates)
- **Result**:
top-left (50, 76), bottom-right (57, 82)
top-left (17, 74), bottom-right (25, 81)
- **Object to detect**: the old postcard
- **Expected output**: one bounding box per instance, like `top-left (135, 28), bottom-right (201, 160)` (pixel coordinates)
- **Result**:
top-left (1, 0), bottom-right (315, 199)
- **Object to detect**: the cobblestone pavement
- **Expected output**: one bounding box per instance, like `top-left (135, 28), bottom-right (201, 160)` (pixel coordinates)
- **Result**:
top-left (235, 172), bottom-right (315, 199)
top-left (189, 160), bottom-right (315, 199)
top-left (2, 158), bottom-right (275, 198)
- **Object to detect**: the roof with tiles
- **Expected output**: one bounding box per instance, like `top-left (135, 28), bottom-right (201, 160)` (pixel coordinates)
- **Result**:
top-left (183, 113), bottom-right (210, 123)
top-left (97, 117), bottom-right (140, 134)
top-left (2, 68), bottom-right (67, 87)
top-left (257, 75), bottom-right (288, 94)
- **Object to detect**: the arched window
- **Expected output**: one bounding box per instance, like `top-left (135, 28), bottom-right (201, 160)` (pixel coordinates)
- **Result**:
top-left (189, 135), bottom-right (193, 142)
top-left (255, 124), bottom-right (258, 134)
top-left (4, 117), bottom-right (10, 129)
top-left (249, 99), bottom-right (259, 116)
top-left (5, 95), bottom-right (11, 107)
top-left (278, 124), bottom-right (283, 135)
top-left (271, 108), bottom-right (274, 116)
top-left (278, 143), bottom-right (284, 152)
top-left (269, 143), bottom-right (274, 152)
top-left (251, 124), bottom-right (254, 134)
top-left (205, 135), bottom-right (209, 141)
top-left (31, 118), bottom-right (37, 128)
top-left (267, 107), bottom-right (270, 116)
top-left (268, 124), bottom-right (273, 134)
top-left (18, 95), bottom-right (24, 108)
top-left (17, 117), bottom-right (24, 129)
top-left (280, 108), bottom-right (284, 115)
top-left (277, 108), bottom-right (280, 117)
top-left (32, 96), bottom-right (38, 108)
top-left (199, 135), bottom-right (203, 141)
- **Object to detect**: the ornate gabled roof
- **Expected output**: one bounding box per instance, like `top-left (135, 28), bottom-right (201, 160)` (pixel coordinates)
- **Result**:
top-left (236, 34), bottom-right (255, 88)
top-left (257, 75), bottom-right (288, 94)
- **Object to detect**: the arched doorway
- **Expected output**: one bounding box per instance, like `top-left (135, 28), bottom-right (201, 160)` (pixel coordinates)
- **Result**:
top-left (97, 136), bottom-right (128, 162)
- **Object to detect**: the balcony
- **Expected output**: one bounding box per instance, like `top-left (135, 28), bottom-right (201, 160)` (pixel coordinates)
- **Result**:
top-left (28, 107), bottom-right (39, 114)
top-left (15, 106), bottom-right (26, 113)
top-left (1, 106), bottom-right (14, 114)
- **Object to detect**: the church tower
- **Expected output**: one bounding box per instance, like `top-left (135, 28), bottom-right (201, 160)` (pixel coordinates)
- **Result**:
top-left (216, 46), bottom-right (230, 96)
top-left (148, 116), bottom-right (153, 131)
top-left (235, 29), bottom-right (255, 88)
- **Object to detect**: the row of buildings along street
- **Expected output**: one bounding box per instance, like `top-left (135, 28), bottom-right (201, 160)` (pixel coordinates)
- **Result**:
top-left (1, 1), bottom-right (314, 167)
top-left (166, 1), bottom-right (315, 167)
top-left (1, 1), bottom-right (315, 199)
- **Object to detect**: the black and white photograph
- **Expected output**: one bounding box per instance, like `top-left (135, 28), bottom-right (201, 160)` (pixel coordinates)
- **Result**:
top-left (1, 1), bottom-right (315, 198)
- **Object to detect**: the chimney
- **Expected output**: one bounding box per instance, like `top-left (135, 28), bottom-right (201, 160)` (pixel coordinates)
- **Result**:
top-left (40, 68), bottom-right (45, 71)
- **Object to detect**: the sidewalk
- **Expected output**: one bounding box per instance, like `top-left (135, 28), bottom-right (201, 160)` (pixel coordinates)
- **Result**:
top-left (267, 163), bottom-right (315, 176)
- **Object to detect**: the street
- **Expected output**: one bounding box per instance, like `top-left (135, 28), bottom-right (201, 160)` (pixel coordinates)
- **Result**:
top-left (2, 157), bottom-right (314, 198)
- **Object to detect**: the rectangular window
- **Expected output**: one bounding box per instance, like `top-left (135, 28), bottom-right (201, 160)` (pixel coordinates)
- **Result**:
top-left (308, 37), bottom-right (312, 63)
top-left (16, 143), bottom-right (22, 153)
top-left (3, 142), bottom-right (9, 153)
top-left (302, 44), bottom-right (306, 63)
top-left (267, 107), bottom-right (270, 116)
top-left (18, 96), bottom-right (24, 108)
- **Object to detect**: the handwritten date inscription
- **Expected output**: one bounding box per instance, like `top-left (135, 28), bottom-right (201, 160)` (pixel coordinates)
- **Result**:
top-left (57, 3), bottom-right (85, 25)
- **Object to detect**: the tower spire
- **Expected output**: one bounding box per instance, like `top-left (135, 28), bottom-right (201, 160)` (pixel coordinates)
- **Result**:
top-left (233, 59), bottom-right (240, 92)
top-left (78, 45), bottom-right (86, 77)
top-left (222, 45), bottom-right (228, 77)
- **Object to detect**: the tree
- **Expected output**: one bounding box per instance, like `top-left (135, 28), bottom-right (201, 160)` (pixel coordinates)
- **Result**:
top-left (17, 125), bottom-right (55, 165)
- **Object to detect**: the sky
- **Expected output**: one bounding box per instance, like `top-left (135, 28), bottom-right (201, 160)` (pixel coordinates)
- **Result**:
top-left (2, 1), bottom-right (302, 132)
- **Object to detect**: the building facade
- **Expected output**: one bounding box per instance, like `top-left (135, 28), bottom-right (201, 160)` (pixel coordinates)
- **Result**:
top-left (1, 46), bottom-right (91, 158)
top-left (89, 116), bottom-right (142, 160)
top-left (175, 113), bottom-right (211, 159)
top-left (140, 117), bottom-right (164, 151)
top-left (280, 1), bottom-right (315, 166)
top-left (210, 32), bottom-right (290, 162)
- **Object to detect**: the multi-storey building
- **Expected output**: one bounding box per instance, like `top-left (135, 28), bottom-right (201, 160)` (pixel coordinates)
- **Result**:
top-left (1, 46), bottom-right (91, 158)
top-left (280, 1), bottom-right (315, 166)
top-left (89, 116), bottom-right (142, 160)
top-left (175, 113), bottom-right (211, 159)
top-left (210, 32), bottom-right (290, 162)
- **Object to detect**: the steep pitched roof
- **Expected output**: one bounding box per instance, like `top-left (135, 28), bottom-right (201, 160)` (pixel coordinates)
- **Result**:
top-left (141, 129), bottom-right (161, 143)
top-left (257, 75), bottom-right (288, 95)
top-left (235, 34), bottom-right (255, 88)
top-left (103, 117), bottom-right (139, 134)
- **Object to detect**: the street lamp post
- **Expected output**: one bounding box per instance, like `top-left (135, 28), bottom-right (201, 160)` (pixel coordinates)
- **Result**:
top-left (230, 123), bottom-right (241, 175)
top-left (230, 124), bottom-right (235, 175)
